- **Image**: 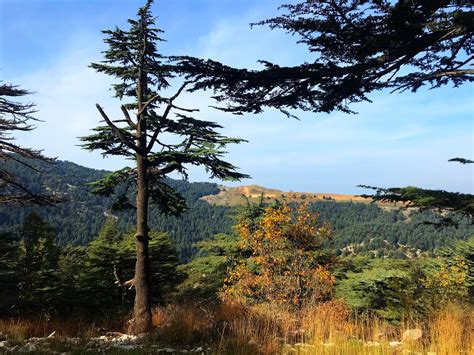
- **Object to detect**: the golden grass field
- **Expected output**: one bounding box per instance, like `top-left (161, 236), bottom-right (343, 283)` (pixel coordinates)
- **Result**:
top-left (150, 301), bottom-right (474, 354)
top-left (2, 301), bottom-right (472, 354)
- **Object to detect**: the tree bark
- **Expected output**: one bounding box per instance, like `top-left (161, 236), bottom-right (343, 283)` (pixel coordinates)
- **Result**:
top-left (129, 48), bottom-right (152, 333)
top-left (129, 152), bottom-right (152, 334)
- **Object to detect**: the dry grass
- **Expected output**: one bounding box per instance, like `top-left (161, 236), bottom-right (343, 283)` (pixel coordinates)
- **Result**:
top-left (427, 304), bottom-right (473, 354)
top-left (0, 314), bottom-right (124, 342)
top-left (151, 301), bottom-right (217, 345)
top-left (1, 302), bottom-right (472, 354)
top-left (149, 300), bottom-right (473, 354)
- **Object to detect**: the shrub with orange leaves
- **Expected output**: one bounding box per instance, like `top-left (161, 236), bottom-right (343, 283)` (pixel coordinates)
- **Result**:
top-left (223, 202), bottom-right (335, 308)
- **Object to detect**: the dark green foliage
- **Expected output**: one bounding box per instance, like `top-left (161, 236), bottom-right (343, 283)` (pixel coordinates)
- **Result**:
top-left (15, 213), bottom-right (60, 313)
top-left (311, 201), bottom-right (474, 256)
top-left (335, 259), bottom-right (426, 322)
top-left (0, 216), bottom-right (182, 316)
top-left (1, 159), bottom-right (473, 261)
top-left (177, 1), bottom-right (473, 116)
top-left (121, 230), bottom-right (185, 304)
top-left (335, 256), bottom-right (470, 323)
top-left (179, 233), bottom-right (241, 299)
top-left (0, 232), bottom-right (20, 314)
top-left (0, 159), bottom-right (112, 246)
top-left (56, 244), bottom-right (88, 312)
top-left (82, 218), bottom-right (126, 311)
top-left (0, 159), bottom-right (231, 259)
top-left (360, 185), bottom-right (474, 225)
top-left (80, 219), bottom-right (183, 311)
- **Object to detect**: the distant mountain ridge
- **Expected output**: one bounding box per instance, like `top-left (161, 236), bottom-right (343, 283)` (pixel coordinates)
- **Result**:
top-left (1, 158), bottom-right (472, 260)
top-left (201, 184), bottom-right (372, 206)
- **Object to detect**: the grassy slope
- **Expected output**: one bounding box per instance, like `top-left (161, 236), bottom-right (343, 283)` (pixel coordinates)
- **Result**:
top-left (201, 184), bottom-right (372, 206)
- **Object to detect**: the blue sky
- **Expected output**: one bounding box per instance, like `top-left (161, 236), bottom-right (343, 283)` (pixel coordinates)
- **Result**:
top-left (1, 0), bottom-right (472, 194)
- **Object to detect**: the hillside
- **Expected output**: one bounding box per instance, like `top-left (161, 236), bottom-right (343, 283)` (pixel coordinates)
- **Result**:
top-left (201, 184), bottom-right (372, 206)
top-left (0, 159), bottom-right (230, 260)
top-left (1, 159), bottom-right (472, 260)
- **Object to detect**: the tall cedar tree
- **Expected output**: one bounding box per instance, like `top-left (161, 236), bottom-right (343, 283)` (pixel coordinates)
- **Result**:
top-left (80, 0), bottom-right (248, 333)
top-left (0, 83), bottom-right (58, 205)
top-left (178, 0), bottom-right (473, 222)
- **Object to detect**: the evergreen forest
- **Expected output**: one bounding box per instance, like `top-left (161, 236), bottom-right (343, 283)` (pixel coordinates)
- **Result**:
top-left (0, 0), bottom-right (472, 353)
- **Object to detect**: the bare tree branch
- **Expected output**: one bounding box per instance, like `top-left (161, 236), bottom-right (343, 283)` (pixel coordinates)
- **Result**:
top-left (95, 104), bottom-right (140, 153)
top-left (114, 265), bottom-right (135, 289)
top-left (145, 82), bottom-right (192, 153)
top-left (121, 105), bottom-right (137, 129)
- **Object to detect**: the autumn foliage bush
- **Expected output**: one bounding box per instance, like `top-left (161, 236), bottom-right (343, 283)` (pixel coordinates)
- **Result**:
top-left (222, 202), bottom-right (334, 308)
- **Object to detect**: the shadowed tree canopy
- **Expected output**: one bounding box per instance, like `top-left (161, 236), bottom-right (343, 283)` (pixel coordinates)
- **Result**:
top-left (360, 159), bottom-right (474, 225)
top-left (177, 0), bottom-right (473, 117)
top-left (0, 83), bottom-right (59, 205)
top-left (80, 0), bottom-right (248, 334)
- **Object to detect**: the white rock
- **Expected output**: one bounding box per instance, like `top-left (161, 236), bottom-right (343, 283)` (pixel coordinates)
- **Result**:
top-left (389, 341), bottom-right (403, 348)
top-left (402, 328), bottom-right (422, 342)
top-left (323, 342), bottom-right (335, 347)
top-left (365, 341), bottom-right (380, 347)
top-left (113, 344), bottom-right (139, 350)
top-left (20, 342), bottom-right (38, 352)
top-left (137, 333), bottom-right (148, 339)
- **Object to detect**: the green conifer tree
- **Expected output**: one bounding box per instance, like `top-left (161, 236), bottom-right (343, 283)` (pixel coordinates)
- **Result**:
top-left (84, 217), bottom-right (125, 310)
top-left (0, 232), bottom-right (20, 315)
top-left (17, 213), bottom-right (60, 313)
top-left (121, 230), bottom-right (183, 305)
top-left (80, 0), bottom-right (248, 333)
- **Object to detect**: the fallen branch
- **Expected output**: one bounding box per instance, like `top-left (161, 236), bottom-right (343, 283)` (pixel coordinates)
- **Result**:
top-left (114, 265), bottom-right (135, 289)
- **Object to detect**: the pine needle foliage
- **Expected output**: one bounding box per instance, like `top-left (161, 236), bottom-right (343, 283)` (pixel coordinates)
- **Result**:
top-left (80, 0), bottom-right (248, 333)
top-left (177, 0), bottom-right (473, 116)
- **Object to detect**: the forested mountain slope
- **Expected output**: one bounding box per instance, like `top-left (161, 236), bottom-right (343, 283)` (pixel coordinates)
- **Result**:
top-left (0, 159), bottom-right (231, 259)
top-left (0, 159), bottom-right (472, 259)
